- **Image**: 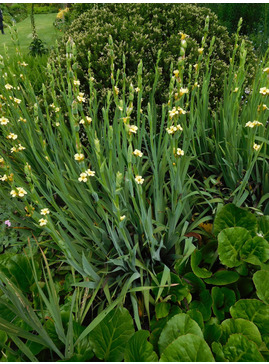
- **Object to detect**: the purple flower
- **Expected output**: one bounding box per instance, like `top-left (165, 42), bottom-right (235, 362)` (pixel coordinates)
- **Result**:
top-left (4, 220), bottom-right (11, 227)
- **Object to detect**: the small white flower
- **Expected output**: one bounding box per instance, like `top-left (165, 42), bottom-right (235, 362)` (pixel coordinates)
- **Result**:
top-left (133, 149), bottom-right (143, 157)
top-left (39, 218), bottom-right (48, 226)
top-left (41, 208), bottom-right (50, 215)
top-left (135, 175), bottom-right (144, 185)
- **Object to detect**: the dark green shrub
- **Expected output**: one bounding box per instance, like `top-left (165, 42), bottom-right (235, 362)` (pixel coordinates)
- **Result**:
top-left (52, 3), bottom-right (257, 105)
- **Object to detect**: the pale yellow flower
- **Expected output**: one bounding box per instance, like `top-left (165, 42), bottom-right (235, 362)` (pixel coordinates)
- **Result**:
top-left (133, 149), bottom-right (143, 157)
top-left (79, 119), bottom-right (85, 124)
top-left (78, 172), bottom-right (88, 182)
top-left (179, 87), bottom-right (189, 96)
top-left (17, 187), bottom-right (27, 197)
top-left (11, 187), bottom-right (27, 198)
top-left (245, 121), bottom-right (263, 128)
top-left (135, 87), bottom-right (140, 92)
top-left (253, 143), bottom-right (261, 151)
top-left (0, 174), bottom-right (8, 181)
top-left (0, 157), bottom-right (4, 164)
top-left (5, 84), bottom-right (13, 90)
top-left (176, 148), bottom-right (185, 156)
top-left (90, 76), bottom-right (95, 82)
top-left (14, 98), bottom-right (21, 104)
top-left (74, 153), bottom-right (85, 162)
top-left (179, 32), bottom-right (188, 40)
top-left (86, 116), bottom-right (92, 124)
top-left (135, 175), bottom-right (144, 185)
top-left (86, 169), bottom-right (95, 177)
top-left (10, 189), bottom-right (17, 197)
top-left (198, 47), bottom-right (204, 54)
top-left (176, 124), bottom-right (183, 131)
top-left (233, 87), bottom-right (239, 93)
top-left (260, 87), bottom-right (269, 95)
top-left (55, 122), bottom-right (60, 127)
top-left (166, 126), bottom-right (178, 135)
top-left (77, 93), bottom-right (86, 103)
top-left (55, 107), bottom-right (60, 112)
top-left (18, 117), bottom-right (27, 123)
top-left (0, 117), bottom-right (9, 125)
top-left (120, 215), bottom-right (126, 221)
top-left (114, 86), bottom-right (119, 95)
top-left (50, 103), bottom-right (55, 108)
top-left (173, 70), bottom-right (180, 78)
top-left (263, 67), bottom-right (269, 73)
top-left (129, 125), bottom-right (138, 134)
top-left (18, 144), bottom-right (26, 151)
top-left (20, 61), bottom-right (28, 67)
top-left (39, 218), bottom-right (48, 226)
top-left (41, 208), bottom-right (50, 215)
top-left (7, 133), bottom-right (18, 140)
top-left (74, 80), bottom-right (80, 86)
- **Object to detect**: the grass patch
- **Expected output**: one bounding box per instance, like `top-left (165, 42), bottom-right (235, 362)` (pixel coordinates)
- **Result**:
top-left (0, 13), bottom-right (62, 56)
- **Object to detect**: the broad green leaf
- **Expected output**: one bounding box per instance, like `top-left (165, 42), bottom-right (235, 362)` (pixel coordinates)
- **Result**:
top-left (155, 302), bottom-right (170, 319)
top-left (257, 215), bottom-right (269, 241)
top-left (159, 334), bottom-right (215, 362)
top-left (220, 318), bottom-right (262, 346)
top-left (212, 342), bottom-right (225, 361)
top-left (124, 330), bottom-right (158, 362)
top-left (218, 227), bottom-right (251, 268)
top-left (230, 299), bottom-right (269, 335)
top-left (189, 289), bottom-right (212, 321)
top-left (88, 307), bottom-right (135, 361)
top-left (212, 287), bottom-right (236, 321)
top-left (191, 250), bottom-right (212, 278)
top-left (204, 323), bottom-right (222, 346)
top-left (205, 270), bottom-right (239, 285)
top-left (0, 254), bottom-right (40, 294)
top-left (158, 313), bottom-right (203, 354)
top-left (186, 309), bottom-right (204, 331)
top-left (213, 203), bottom-right (257, 236)
top-left (253, 270), bottom-right (269, 304)
top-left (223, 334), bottom-right (264, 361)
top-left (240, 236), bottom-right (269, 265)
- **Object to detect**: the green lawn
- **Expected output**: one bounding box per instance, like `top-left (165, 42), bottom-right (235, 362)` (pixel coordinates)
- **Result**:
top-left (0, 13), bottom-right (62, 56)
